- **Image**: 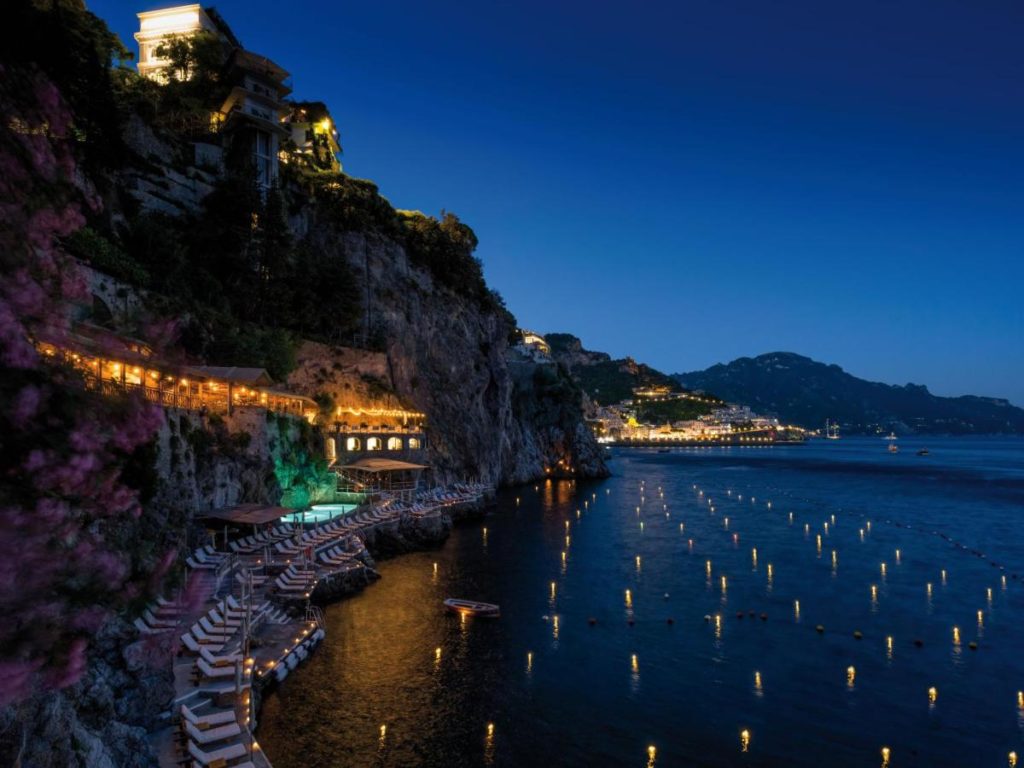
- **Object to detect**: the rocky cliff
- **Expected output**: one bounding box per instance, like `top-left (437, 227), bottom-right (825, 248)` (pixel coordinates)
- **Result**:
top-left (286, 233), bottom-right (607, 484)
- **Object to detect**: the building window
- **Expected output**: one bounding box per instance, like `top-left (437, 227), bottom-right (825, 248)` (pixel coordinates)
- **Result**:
top-left (408, 438), bottom-right (421, 450)
top-left (367, 437), bottom-right (383, 451)
top-left (254, 129), bottom-right (273, 187)
top-left (387, 437), bottom-right (402, 451)
top-left (346, 437), bottom-right (361, 452)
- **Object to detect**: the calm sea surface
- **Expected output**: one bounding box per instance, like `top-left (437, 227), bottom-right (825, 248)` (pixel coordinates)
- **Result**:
top-left (260, 437), bottom-right (1024, 767)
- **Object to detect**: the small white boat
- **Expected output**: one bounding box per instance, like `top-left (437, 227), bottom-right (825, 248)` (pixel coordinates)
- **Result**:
top-left (444, 598), bottom-right (500, 618)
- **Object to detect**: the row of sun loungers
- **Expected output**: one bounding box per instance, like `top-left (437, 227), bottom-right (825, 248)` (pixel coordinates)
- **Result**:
top-left (228, 524), bottom-right (296, 554)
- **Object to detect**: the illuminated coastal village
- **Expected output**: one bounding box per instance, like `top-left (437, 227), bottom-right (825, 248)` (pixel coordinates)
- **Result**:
top-left (2, 2), bottom-right (1023, 768)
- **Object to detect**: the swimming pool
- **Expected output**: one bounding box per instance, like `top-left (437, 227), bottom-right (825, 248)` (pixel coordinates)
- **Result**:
top-left (282, 504), bottom-right (357, 525)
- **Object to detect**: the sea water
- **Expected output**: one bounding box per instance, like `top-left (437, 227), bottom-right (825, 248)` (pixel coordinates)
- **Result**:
top-left (260, 437), bottom-right (1024, 767)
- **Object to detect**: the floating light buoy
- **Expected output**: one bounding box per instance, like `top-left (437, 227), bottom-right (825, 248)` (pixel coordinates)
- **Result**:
top-left (1010, 751), bottom-right (1018, 768)
top-left (952, 626), bottom-right (960, 645)
top-left (846, 666), bottom-right (855, 686)
top-left (815, 624), bottom-right (824, 633)
top-left (881, 746), bottom-right (891, 766)
top-left (928, 686), bottom-right (937, 703)
top-left (968, 641), bottom-right (977, 650)
top-left (740, 729), bottom-right (750, 752)
top-left (435, 647), bottom-right (441, 661)
top-left (754, 671), bottom-right (762, 690)
top-left (854, 630), bottom-right (863, 640)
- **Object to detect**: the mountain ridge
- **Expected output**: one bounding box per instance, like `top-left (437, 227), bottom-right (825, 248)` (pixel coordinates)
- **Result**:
top-left (673, 352), bottom-right (1024, 434)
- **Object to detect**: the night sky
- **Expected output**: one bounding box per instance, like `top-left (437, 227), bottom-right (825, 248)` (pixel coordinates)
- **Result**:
top-left (91, 1), bottom-right (1023, 404)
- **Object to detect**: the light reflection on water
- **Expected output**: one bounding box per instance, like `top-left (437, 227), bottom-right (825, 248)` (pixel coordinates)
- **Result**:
top-left (260, 437), bottom-right (1024, 767)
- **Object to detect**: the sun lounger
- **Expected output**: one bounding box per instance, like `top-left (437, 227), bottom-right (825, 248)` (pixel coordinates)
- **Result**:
top-left (181, 632), bottom-right (224, 655)
top-left (198, 617), bottom-right (234, 637)
top-left (199, 645), bottom-right (241, 667)
top-left (184, 718), bottom-right (242, 744)
top-left (181, 703), bottom-right (237, 728)
top-left (191, 622), bottom-right (230, 644)
top-left (187, 739), bottom-right (248, 767)
top-left (196, 657), bottom-right (238, 680)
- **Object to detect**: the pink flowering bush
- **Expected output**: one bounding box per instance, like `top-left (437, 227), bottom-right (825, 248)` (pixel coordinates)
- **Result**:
top-left (0, 64), bottom-right (168, 707)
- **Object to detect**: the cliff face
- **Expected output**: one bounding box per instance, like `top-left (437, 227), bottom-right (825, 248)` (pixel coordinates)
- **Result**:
top-left (288, 231), bottom-right (607, 484)
top-left (0, 620), bottom-right (175, 768)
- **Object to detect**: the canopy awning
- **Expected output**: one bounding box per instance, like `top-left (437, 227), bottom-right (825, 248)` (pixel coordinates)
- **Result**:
top-left (201, 504), bottom-right (291, 525)
top-left (338, 458), bottom-right (428, 473)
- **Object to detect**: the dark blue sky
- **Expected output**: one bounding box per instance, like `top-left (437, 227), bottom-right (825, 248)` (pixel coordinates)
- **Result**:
top-left (93, 1), bottom-right (1023, 403)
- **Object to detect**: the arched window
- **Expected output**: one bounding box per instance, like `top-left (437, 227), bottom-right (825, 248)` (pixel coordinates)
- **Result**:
top-left (325, 437), bottom-right (336, 461)
top-left (346, 437), bottom-right (361, 452)
top-left (367, 437), bottom-right (383, 451)
top-left (386, 437), bottom-right (403, 451)
top-left (407, 437), bottom-right (421, 450)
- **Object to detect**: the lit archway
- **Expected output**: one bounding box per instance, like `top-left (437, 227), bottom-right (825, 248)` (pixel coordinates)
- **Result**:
top-left (346, 437), bottom-right (361, 452)
top-left (325, 437), bottom-right (336, 462)
top-left (408, 438), bottom-right (421, 450)
top-left (386, 436), bottom-right (403, 451)
top-left (367, 437), bottom-right (383, 451)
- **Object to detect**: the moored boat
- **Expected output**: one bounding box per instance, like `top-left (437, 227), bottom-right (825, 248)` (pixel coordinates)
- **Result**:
top-left (444, 598), bottom-right (500, 618)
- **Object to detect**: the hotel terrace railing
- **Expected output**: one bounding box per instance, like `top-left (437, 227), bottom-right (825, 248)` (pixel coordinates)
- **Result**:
top-left (85, 375), bottom-right (310, 418)
top-left (92, 376), bottom-right (228, 413)
top-left (39, 340), bottom-right (315, 421)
